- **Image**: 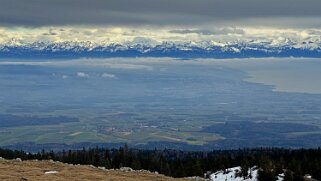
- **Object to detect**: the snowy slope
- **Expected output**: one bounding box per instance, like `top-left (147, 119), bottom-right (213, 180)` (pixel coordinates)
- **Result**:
top-left (210, 166), bottom-right (284, 181)
top-left (210, 167), bottom-right (258, 181)
top-left (0, 39), bottom-right (320, 58)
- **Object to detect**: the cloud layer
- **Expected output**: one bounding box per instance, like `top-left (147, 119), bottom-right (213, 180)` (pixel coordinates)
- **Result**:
top-left (0, 0), bottom-right (320, 28)
top-left (0, 0), bottom-right (320, 53)
top-left (0, 26), bottom-right (320, 47)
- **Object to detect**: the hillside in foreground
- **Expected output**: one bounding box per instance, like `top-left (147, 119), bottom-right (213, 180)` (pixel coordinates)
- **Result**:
top-left (0, 158), bottom-right (190, 181)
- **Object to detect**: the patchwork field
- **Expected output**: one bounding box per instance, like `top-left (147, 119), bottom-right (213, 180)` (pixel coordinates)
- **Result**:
top-left (1, 58), bottom-right (321, 150)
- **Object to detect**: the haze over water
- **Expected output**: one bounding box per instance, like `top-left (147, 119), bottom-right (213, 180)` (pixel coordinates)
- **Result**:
top-left (214, 58), bottom-right (321, 94)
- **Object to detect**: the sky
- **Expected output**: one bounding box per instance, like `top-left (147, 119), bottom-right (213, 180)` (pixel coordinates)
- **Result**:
top-left (0, 0), bottom-right (321, 45)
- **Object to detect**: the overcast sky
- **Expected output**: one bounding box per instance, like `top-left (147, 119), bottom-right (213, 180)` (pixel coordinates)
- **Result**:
top-left (0, 0), bottom-right (320, 45)
top-left (0, 0), bottom-right (321, 28)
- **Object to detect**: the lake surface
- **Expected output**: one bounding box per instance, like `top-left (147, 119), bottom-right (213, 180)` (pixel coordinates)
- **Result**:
top-left (217, 58), bottom-right (321, 94)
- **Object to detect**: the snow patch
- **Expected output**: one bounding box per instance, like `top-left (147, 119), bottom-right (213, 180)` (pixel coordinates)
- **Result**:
top-left (210, 166), bottom-right (257, 181)
top-left (210, 166), bottom-right (286, 181)
top-left (120, 167), bottom-right (133, 172)
top-left (44, 171), bottom-right (58, 174)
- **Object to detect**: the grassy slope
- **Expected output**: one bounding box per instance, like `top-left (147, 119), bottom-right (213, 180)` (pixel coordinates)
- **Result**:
top-left (0, 159), bottom-right (192, 181)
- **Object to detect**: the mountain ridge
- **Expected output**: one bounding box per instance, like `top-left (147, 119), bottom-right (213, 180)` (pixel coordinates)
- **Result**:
top-left (1, 40), bottom-right (320, 59)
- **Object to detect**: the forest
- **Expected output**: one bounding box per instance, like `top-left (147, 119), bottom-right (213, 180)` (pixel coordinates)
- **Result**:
top-left (1, 146), bottom-right (321, 180)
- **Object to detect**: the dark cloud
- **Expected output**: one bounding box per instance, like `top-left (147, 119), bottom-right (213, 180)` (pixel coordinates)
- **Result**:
top-left (0, 0), bottom-right (320, 27)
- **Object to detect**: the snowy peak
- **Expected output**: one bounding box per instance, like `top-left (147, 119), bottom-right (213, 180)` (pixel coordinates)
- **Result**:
top-left (0, 39), bottom-right (320, 58)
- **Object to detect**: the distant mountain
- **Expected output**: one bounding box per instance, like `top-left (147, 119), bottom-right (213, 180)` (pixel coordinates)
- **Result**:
top-left (0, 39), bottom-right (320, 59)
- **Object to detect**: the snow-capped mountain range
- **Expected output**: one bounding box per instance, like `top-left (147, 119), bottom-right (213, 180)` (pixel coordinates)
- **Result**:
top-left (0, 39), bottom-right (320, 59)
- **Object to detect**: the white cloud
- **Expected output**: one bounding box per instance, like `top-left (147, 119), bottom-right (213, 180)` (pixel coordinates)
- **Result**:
top-left (101, 73), bottom-right (116, 79)
top-left (0, 26), bottom-right (320, 47)
top-left (76, 72), bottom-right (89, 78)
